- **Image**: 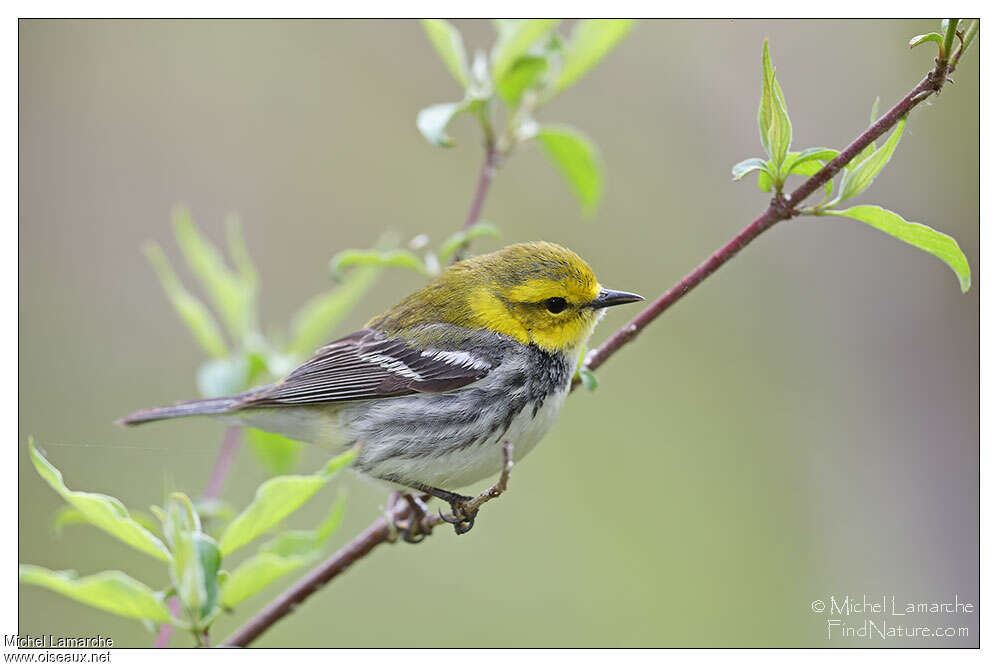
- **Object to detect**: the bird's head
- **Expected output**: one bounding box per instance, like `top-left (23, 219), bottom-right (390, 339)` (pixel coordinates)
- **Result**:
top-left (371, 242), bottom-right (643, 353)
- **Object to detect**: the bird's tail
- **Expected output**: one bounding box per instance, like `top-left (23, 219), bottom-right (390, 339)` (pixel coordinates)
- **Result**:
top-left (117, 388), bottom-right (265, 426)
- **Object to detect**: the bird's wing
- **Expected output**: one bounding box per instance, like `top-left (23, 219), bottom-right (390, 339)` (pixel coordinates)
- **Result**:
top-left (235, 328), bottom-right (496, 408)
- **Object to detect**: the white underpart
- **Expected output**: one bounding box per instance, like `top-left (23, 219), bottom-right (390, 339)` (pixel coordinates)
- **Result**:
top-left (419, 349), bottom-right (492, 371)
top-left (357, 353), bottom-right (424, 380)
top-left (357, 380), bottom-right (571, 490)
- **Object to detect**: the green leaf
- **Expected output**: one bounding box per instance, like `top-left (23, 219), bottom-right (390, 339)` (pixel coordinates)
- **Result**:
top-left (144, 243), bottom-right (228, 358)
top-left (552, 19), bottom-right (634, 95)
top-left (758, 169), bottom-right (774, 192)
top-left (220, 552), bottom-right (309, 609)
top-left (421, 19), bottom-right (470, 88)
top-left (196, 354), bottom-right (250, 398)
top-left (579, 368), bottom-right (599, 391)
top-left (437, 221), bottom-right (503, 261)
top-left (162, 494), bottom-right (221, 622)
top-left (53, 506), bottom-right (159, 537)
top-left (497, 56), bottom-right (546, 107)
top-left (193, 498), bottom-right (236, 524)
top-left (172, 209), bottom-right (256, 342)
top-left (835, 116), bottom-right (906, 204)
top-left (220, 497), bottom-right (345, 608)
top-left (175, 532), bottom-right (221, 621)
top-left (246, 428), bottom-right (304, 477)
top-left (217, 449), bottom-right (355, 556)
top-left (19, 565), bottom-right (172, 623)
top-left (785, 157), bottom-right (834, 198)
top-left (288, 265), bottom-right (381, 357)
top-left (225, 216), bottom-right (258, 292)
top-left (824, 205), bottom-right (971, 293)
top-left (491, 19), bottom-right (560, 83)
top-left (909, 32), bottom-right (944, 50)
top-left (536, 125), bottom-right (603, 217)
top-left (329, 249), bottom-right (426, 278)
top-left (846, 99), bottom-right (883, 171)
top-left (758, 40), bottom-right (792, 171)
top-left (732, 157), bottom-right (770, 181)
top-left (29, 442), bottom-right (171, 562)
top-left (416, 102), bottom-right (467, 148)
top-left (783, 148), bottom-right (838, 176)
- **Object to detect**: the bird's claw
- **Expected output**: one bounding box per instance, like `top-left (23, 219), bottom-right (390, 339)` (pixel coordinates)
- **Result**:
top-left (393, 495), bottom-right (434, 544)
top-left (438, 502), bottom-right (479, 535)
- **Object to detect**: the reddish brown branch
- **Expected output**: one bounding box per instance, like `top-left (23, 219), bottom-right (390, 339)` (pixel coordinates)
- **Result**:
top-left (221, 44), bottom-right (965, 649)
top-left (576, 59), bottom-right (953, 383)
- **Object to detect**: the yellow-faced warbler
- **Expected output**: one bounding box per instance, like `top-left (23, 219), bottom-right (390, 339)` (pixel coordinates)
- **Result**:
top-left (120, 242), bottom-right (642, 536)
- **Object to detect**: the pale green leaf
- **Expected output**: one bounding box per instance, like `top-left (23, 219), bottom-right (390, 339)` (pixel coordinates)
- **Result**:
top-left (732, 157), bottom-right (770, 181)
top-left (909, 32), bottom-right (944, 49)
top-left (491, 19), bottom-right (560, 83)
top-left (220, 552), bottom-right (310, 609)
top-left (260, 494), bottom-right (346, 557)
top-left (218, 449), bottom-right (355, 556)
top-left (220, 496), bottom-right (345, 608)
top-left (416, 102), bottom-right (466, 147)
top-left (225, 216), bottom-right (258, 291)
top-left (437, 221), bottom-right (503, 261)
top-left (196, 355), bottom-right (250, 398)
top-left (329, 249), bottom-right (426, 278)
top-left (172, 209), bottom-right (256, 341)
top-left (847, 99), bottom-right (883, 170)
top-left (421, 19), bottom-right (470, 88)
top-left (52, 506), bottom-right (159, 537)
top-left (246, 428), bottom-right (304, 476)
top-left (783, 148), bottom-right (838, 176)
top-left (162, 494), bottom-right (221, 621)
top-left (579, 368), bottom-right (598, 391)
top-left (553, 19), bottom-right (634, 94)
top-left (825, 205), bottom-right (971, 292)
top-left (497, 56), bottom-right (546, 107)
top-left (143, 243), bottom-right (228, 358)
top-left (758, 168), bottom-right (774, 192)
top-left (785, 158), bottom-right (834, 197)
top-left (19, 565), bottom-right (171, 623)
top-left (836, 116), bottom-right (906, 204)
top-left (29, 442), bottom-right (171, 562)
top-left (758, 40), bottom-right (792, 170)
top-left (536, 125), bottom-right (603, 217)
top-left (288, 265), bottom-right (381, 357)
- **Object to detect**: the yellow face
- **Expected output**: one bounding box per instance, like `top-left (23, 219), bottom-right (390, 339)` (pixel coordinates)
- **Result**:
top-left (469, 275), bottom-right (603, 352)
top-left (371, 241), bottom-right (642, 354)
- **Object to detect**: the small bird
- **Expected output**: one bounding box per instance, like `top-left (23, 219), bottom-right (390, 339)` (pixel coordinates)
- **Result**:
top-left (120, 242), bottom-right (642, 536)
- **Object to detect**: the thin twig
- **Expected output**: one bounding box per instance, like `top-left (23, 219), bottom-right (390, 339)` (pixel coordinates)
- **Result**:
top-left (203, 426), bottom-right (242, 500)
top-left (222, 41), bottom-right (968, 648)
top-left (155, 426), bottom-right (242, 647)
top-left (452, 142), bottom-right (501, 262)
top-left (465, 440), bottom-right (514, 513)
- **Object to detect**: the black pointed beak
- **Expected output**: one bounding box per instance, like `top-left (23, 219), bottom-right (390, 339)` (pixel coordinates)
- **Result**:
top-left (588, 288), bottom-right (645, 309)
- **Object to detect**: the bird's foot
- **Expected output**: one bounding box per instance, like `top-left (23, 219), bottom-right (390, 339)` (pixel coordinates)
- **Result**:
top-left (393, 494), bottom-right (435, 544)
top-left (438, 495), bottom-right (478, 535)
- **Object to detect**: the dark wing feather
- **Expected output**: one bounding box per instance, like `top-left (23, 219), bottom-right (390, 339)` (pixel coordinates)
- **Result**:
top-left (235, 328), bottom-right (493, 408)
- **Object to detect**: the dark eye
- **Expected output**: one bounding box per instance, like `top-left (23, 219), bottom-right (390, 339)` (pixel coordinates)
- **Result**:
top-left (545, 297), bottom-right (568, 314)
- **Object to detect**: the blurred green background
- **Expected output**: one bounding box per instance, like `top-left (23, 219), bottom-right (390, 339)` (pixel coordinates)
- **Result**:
top-left (18, 19), bottom-right (978, 647)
